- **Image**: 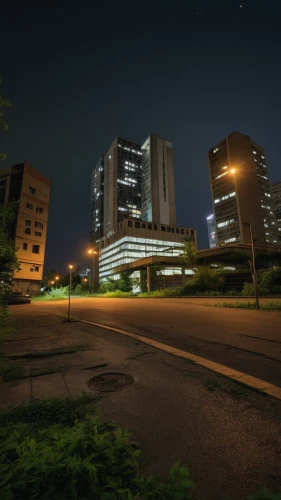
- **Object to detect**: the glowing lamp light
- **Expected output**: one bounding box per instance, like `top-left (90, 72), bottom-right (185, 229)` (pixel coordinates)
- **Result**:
top-left (230, 168), bottom-right (236, 174)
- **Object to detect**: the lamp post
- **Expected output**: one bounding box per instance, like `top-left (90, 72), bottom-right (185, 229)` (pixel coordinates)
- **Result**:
top-left (68, 265), bottom-right (73, 320)
top-left (88, 249), bottom-right (98, 292)
top-left (55, 276), bottom-right (59, 289)
top-left (243, 222), bottom-right (259, 310)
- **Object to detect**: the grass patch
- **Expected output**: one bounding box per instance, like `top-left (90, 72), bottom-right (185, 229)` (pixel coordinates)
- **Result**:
top-left (214, 301), bottom-right (281, 311)
top-left (9, 345), bottom-right (89, 360)
top-left (0, 359), bottom-right (26, 382)
top-left (0, 393), bottom-right (98, 429)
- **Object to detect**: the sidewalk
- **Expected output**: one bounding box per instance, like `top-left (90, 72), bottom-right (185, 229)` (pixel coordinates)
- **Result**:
top-left (1, 308), bottom-right (281, 500)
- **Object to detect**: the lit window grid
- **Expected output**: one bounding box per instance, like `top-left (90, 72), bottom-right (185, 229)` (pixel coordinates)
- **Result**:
top-left (99, 237), bottom-right (183, 277)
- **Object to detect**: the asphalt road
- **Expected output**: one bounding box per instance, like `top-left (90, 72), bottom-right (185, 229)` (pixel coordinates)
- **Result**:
top-left (33, 297), bottom-right (281, 386)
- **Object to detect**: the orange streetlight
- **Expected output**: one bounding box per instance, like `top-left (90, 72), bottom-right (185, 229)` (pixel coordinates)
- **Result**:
top-left (230, 168), bottom-right (236, 174)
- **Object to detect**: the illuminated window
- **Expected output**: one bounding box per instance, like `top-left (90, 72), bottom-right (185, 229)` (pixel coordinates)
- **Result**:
top-left (215, 172), bottom-right (228, 180)
top-left (224, 237), bottom-right (236, 243)
top-left (217, 219), bottom-right (235, 228)
top-left (213, 148), bottom-right (219, 153)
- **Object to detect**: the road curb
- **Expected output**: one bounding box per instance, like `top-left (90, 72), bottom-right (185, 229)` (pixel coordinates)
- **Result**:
top-left (51, 312), bottom-right (281, 402)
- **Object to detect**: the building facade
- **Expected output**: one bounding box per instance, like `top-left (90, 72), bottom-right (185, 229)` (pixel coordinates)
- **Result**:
top-left (141, 134), bottom-right (176, 226)
top-left (206, 214), bottom-right (217, 248)
top-left (90, 155), bottom-right (104, 245)
top-left (0, 162), bottom-right (51, 295)
top-left (97, 218), bottom-right (196, 281)
top-left (103, 137), bottom-right (142, 236)
top-left (272, 181), bottom-right (281, 242)
top-left (208, 131), bottom-right (278, 246)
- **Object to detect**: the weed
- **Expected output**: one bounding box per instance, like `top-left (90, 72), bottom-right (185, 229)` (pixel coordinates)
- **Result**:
top-left (204, 378), bottom-right (247, 399)
top-left (128, 351), bottom-right (153, 360)
top-left (182, 357), bottom-right (197, 364)
top-left (62, 315), bottom-right (77, 322)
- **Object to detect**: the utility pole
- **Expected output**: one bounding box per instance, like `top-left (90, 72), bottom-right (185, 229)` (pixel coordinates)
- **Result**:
top-left (68, 265), bottom-right (73, 320)
top-left (243, 222), bottom-right (259, 310)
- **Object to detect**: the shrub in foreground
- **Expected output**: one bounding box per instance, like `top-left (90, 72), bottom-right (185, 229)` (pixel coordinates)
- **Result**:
top-left (0, 415), bottom-right (193, 499)
top-left (0, 396), bottom-right (279, 499)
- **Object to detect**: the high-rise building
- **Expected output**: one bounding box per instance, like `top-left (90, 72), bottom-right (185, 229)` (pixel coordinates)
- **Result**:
top-left (141, 134), bottom-right (176, 226)
top-left (0, 162), bottom-right (51, 295)
top-left (90, 155), bottom-right (104, 245)
top-left (208, 131), bottom-right (278, 246)
top-left (272, 181), bottom-right (281, 242)
top-left (90, 133), bottom-right (195, 288)
top-left (103, 136), bottom-right (142, 236)
top-left (206, 214), bottom-right (217, 248)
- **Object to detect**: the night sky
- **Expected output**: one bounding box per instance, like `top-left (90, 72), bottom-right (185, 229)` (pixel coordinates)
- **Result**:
top-left (1, 3), bottom-right (281, 275)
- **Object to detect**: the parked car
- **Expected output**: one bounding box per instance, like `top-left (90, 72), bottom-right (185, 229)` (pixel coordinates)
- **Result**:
top-left (6, 292), bottom-right (31, 305)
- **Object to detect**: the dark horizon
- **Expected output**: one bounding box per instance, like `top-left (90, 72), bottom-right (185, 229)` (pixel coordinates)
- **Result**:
top-left (1, 3), bottom-right (281, 275)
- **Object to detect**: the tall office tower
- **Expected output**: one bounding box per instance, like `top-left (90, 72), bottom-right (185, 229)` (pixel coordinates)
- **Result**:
top-left (272, 181), bottom-right (281, 242)
top-left (0, 161), bottom-right (51, 295)
top-left (206, 214), bottom-right (217, 248)
top-left (208, 131), bottom-right (278, 246)
top-left (141, 134), bottom-right (176, 226)
top-left (90, 155), bottom-right (104, 245)
top-left (103, 137), bottom-right (142, 236)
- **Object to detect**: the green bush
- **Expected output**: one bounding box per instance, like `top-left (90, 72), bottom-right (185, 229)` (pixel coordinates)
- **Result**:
top-left (33, 287), bottom-right (69, 301)
top-left (259, 267), bottom-right (281, 294)
top-left (182, 268), bottom-right (224, 295)
top-left (241, 282), bottom-right (256, 296)
top-left (98, 279), bottom-right (119, 294)
top-left (214, 301), bottom-right (281, 311)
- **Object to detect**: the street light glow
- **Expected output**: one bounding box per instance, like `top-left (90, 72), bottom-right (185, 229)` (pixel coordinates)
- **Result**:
top-left (55, 276), bottom-right (59, 280)
top-left (230, 168), bottom-right (236, 174)
top-left (69, 265), bottom-right (73, 269)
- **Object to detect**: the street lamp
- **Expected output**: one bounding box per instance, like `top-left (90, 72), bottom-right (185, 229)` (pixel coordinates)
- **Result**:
top-left (55, 276), bottom-right (59, 289)
top-left (68, 265), bottom-right (73, 320)
top-left (243, 222), bottom-right (259, 310)
top-left (87, 248), bottom-right (98, 292)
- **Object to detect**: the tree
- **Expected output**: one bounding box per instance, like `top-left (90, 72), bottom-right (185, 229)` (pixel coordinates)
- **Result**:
top-left (117, 271), bottom-right (133, 292)
top-left (0, 203), bottom-right (20, 325)
top-left (182, 240), bottom-right (197, 269)
top-left (0, 76), bottom-right (12, 161)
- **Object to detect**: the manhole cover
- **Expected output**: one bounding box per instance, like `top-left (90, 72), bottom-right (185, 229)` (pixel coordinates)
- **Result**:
top-left (88, 372), bottom-right (136, 392)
